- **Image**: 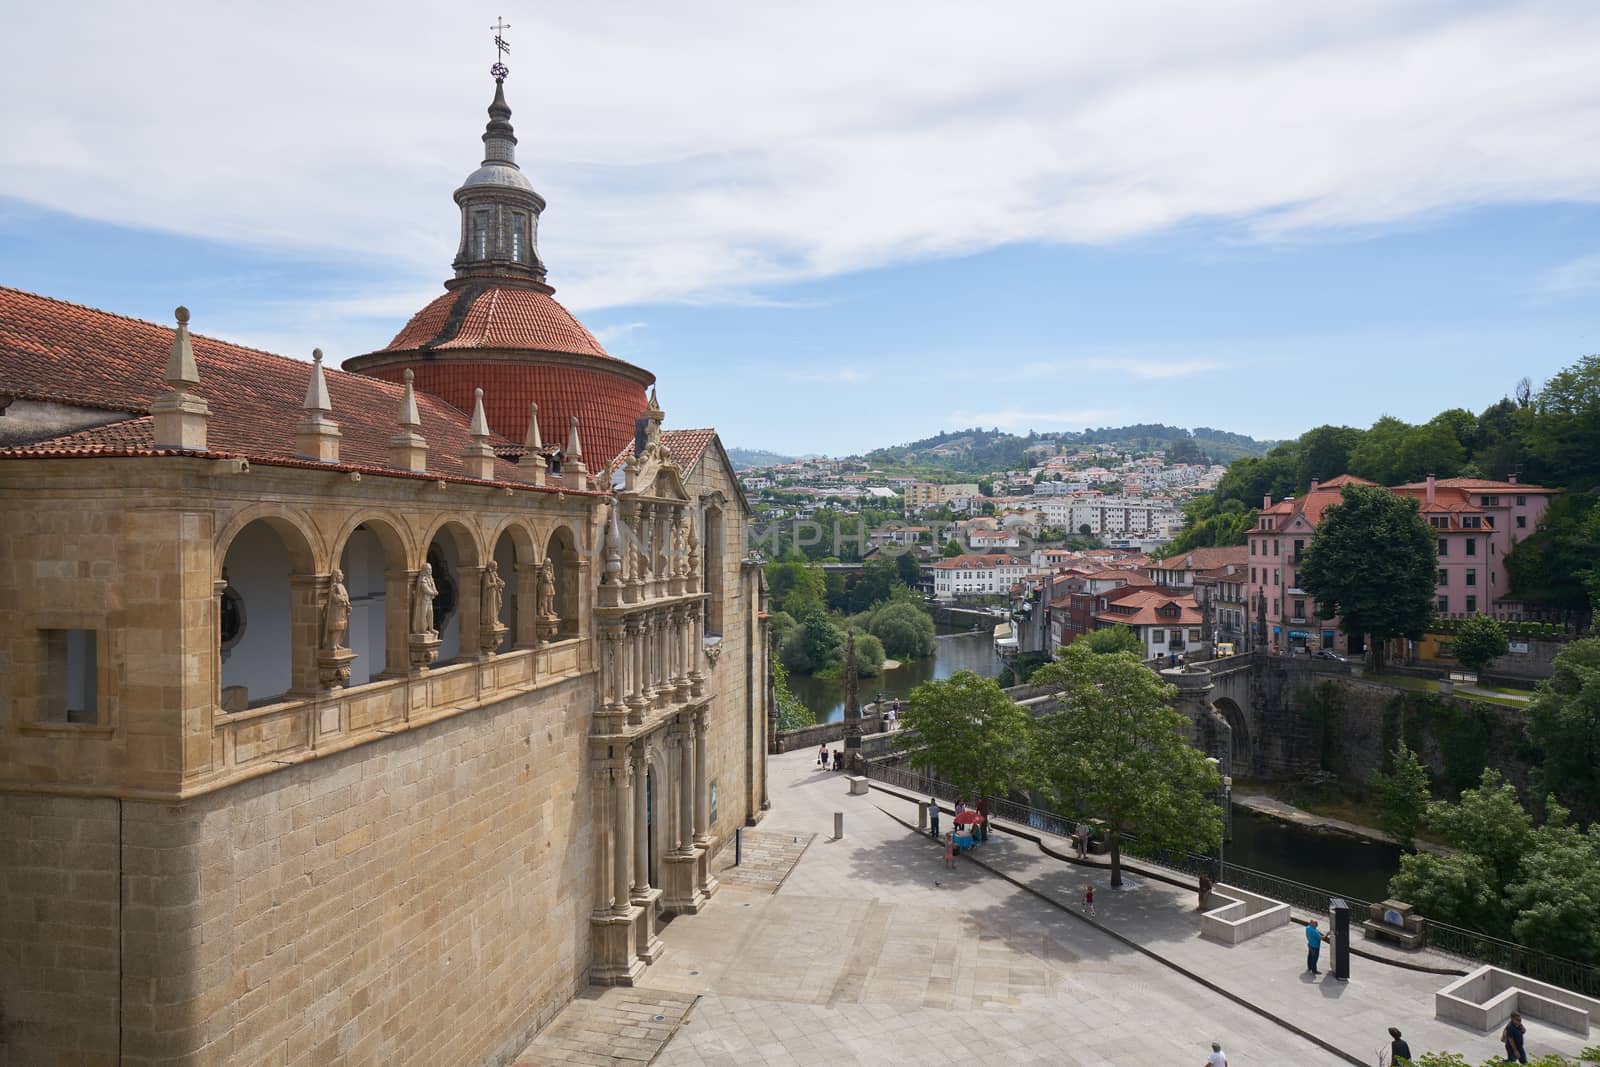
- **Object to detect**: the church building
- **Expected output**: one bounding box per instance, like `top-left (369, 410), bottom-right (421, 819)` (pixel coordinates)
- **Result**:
top-left (0, 69), bottom-right (772, 1066)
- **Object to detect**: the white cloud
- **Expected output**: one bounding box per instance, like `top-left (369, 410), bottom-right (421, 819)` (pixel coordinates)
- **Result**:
top-left (4, 2), bottom-right (1600, 316)
top-left (1537, 253), bottom-right (1600, 294)
top-left (593, 321), bottom-right (648, 344)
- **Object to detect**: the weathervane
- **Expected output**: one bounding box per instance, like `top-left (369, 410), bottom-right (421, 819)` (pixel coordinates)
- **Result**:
top-left (490, 17), bottom-right (511, 80)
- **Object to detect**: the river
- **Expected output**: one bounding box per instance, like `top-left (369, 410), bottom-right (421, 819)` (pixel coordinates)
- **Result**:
top-left (1225, 805), bottom-right (1402, 903)
top-left (786, 628), bottom-right (1001, 724)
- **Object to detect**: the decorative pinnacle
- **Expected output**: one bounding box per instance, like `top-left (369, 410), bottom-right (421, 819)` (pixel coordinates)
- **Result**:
top-left (302, 348), bottom-right (331, 413)
top-left (566, 414), bottom-right (583, 459)
top-left (524, 401), bottom-right (542, 450)
top-left (469, 387), bottom-right (490, 437)
top-left (165, 305), bottom-right (200, 389)
top-left (397, 368), bottom-right (421, 429)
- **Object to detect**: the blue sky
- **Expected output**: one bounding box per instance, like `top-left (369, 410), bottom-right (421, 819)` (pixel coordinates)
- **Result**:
top-left (3, 2), bottom-right (1599, 456)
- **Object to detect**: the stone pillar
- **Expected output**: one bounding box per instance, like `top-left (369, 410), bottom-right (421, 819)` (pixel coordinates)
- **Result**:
top-left (592, 766), bottom-right (612, 918)
top-left (613, 755), bottom-right (633, 916)
top-left (514, 562), bottom-right (540, 648)
top-left (660, 728), bottom-right (706, 914)
top-left (287, 574), bottom-right (323, 697)
top-left (382, 569), bottom-right (413, 679)
top-left (626, 618), bottom-right (646, 726)
top-left (689, 601), bottom-right (707, 698)
top-left (693, 707), bottom-right (710, 844)
top-left (678, 718), bottom-right (695, 854)
top-left (632, 748), bottom-right (650, 895)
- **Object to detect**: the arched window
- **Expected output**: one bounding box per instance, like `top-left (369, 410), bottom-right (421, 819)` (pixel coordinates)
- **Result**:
top-left (702, 503), bottom-right (725, 637)
top-left (491, 526), bottom-right (534, 651)
top-left (425, 537), bottom-right (462, 664)
top-left (337, 522), bottom-right (404, 684)
top-left (219, 518), bottom-right (312, 708)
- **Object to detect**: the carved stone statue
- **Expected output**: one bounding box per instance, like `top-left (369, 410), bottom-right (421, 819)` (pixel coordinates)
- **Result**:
top-left (481, 560), bottom-right (506, 627)
top-left (536, 558), bottom-right (559, 622)
top-left (412, 563), bottom-right (439, 637)
top-left (672, 520), bottom-right (689, 576)
top-left (321, 568), bottom-right (352, 652)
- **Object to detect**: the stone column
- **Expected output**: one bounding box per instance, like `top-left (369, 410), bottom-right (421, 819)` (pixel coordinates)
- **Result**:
top-left (689, 601), bottom-right (707, 698)
top-left (693, 707), bottom-right (711, 844)
top-left (678, 718), bottom-right (696, 855)
top-left (592, 766), bottom-right (612, 917)
top-left (514, 562), bottom-right (540, 647)
top-left (287, 574), bottom-right (323, 697)
top-left (632, 745), bottom-right (650, 895)
top-left (626, 618), bottom-right (646, 725)
top-left (613, 755), bottom-right (633, 916)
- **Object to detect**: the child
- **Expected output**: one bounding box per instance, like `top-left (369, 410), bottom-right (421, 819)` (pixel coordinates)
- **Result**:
top-left (1083, 883), bottom-right (1096, 916)
top-left (944, 832), bottom-right (956, 870)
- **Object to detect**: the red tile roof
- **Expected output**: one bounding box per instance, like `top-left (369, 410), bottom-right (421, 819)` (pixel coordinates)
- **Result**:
top-left (931, 554), bottom-right (1029, 570)
top-left (1148, 546), bottom-right (1248, 572)
top-left (611, 428), bottom-right (717, 475)
top-left (1392, 477), bottom-right (1556, 493)
top-left (0, 286), bottom-right (598, 490)
top-left (1094, 589), bottom-right (1202, 626)
top-left (381, 285), bottom-right (613, 358)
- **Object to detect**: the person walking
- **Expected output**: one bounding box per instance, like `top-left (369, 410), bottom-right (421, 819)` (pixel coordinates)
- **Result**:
top-left (1386, 1026), bottom-right (1411, 1063)
top-left (1501, 1011), bottom-right (1527, 1063)
top-left (1305, 920), bottom-right (1324, 975)
top-left (929, 798), bottom-right (941, 840)
top-left (943, 831), bottom-right (957, 870)
top-left (1082, 883), bottom-right (1096, 916)
top-left (817, 743), bottom-right (828, 767)
top-left (1203, 1041), bottom-right (1227, 1067)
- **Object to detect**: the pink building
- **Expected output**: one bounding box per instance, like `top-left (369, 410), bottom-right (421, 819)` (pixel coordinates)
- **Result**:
top-left (1245, 475), bottom-right (1555, 654)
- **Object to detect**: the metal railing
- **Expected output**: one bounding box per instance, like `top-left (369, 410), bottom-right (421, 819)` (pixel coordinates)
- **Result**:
top-left (863, 760), bottom-right (1600, 997)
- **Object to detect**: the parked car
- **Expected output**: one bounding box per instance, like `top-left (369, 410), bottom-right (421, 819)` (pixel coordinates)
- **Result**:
top-left (1314, 649), bottom-right (1346, 662)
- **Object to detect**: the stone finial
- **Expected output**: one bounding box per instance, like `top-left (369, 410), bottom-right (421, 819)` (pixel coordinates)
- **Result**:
top-left (460, 386), bottom-right (497, 480)
top-left (302, 349), bottom-right (331, 413)
top-left (517, 400), bottom-right (547, 486)
top-left (646, 386), bottom-right (663, 418)
top-left (294, 348), bottom-right (342, 463)
top-left (387, 368), bottom-right (429, 472)
top-left (562, 414), bottom-right (589, 490)
top-left (151, 305), bottom-right (210, 450)
top-left (165, 305), bottom-right (200, 389)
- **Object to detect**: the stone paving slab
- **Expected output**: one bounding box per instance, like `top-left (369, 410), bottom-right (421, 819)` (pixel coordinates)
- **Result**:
top-left (512, 987), bottom-right (698, 1067)
top-left (714, 829), bottom-right (816, 893)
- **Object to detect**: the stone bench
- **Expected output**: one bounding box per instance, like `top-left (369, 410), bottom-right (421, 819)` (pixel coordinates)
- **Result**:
top-left (1200, 884), bottom-right (1291, 945)
top-left (847, 776), bottom-right (869, 796)
top-left (1362, 899), bottom-right (1426, 949)
top-left (1435, 964), bottom-right (1600, 1035)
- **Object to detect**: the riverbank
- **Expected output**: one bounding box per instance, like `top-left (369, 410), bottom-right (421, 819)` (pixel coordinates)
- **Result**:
top-left (1234, 791), bottom-right (1449, 856)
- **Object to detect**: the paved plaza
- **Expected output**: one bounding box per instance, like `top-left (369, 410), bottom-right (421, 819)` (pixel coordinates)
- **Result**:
top-left (516, 747), bottom-right (1593, 1066)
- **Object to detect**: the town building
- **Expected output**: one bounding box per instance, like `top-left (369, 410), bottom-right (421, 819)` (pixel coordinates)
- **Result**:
top-left (0, 73), bottom-right (770, 1066)
top-left (1092, 589), bottom-right (1206, 660)
top-left (930, 554), bottom-right (1033, 598)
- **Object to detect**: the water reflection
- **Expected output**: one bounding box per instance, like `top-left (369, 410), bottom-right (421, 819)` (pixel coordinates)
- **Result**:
top-left (1226, 806), bottom-right (1401, 902)
top-left (786, 629), bottom-right (1001, 724)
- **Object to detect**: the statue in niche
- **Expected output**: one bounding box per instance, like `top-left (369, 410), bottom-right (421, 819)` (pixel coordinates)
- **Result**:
top-left (536, 558), bottom-right (559, 623)
top-left (321, 568), bottom-right (352, 652)
top-left (412, 563), bottom-right (439, 637)
top-left (673, 519), bottom-right (689, 576)
top-left (481, 560), bottom-right (506, 627)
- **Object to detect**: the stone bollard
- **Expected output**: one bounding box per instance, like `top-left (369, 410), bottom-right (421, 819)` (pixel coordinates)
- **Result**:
top-left (917, 801), bottom-right (929, 832)
top-left (834, 811), bottom-right (844, 840)
top-left (847, 776), bottom-right (868, 796)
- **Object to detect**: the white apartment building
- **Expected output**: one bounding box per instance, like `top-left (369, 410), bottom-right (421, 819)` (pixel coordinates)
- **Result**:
top-left (1038, 496), bottom-right (1183, 537)
top-left (931, 554), bottom-right (1034, 597)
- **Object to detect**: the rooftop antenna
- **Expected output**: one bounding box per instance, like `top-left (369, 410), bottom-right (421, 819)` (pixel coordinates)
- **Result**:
top-left (490, 16), bottom-right (511, 80)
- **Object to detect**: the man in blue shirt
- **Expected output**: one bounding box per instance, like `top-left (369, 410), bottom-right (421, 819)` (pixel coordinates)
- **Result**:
top-left (1305, 920), bottom-right (1324, 975)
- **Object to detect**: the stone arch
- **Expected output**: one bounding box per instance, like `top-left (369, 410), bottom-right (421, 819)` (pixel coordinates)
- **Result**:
top-left (544, 524), bottom-right (581, 640)
top-left (1211, 697), bottom-right (1251, 769)
top-left (488, 518), bottom-right (538, 650)
top-left (214, 505), bottom-right (322, 580)
top-left (643, 741), bottom-right (673, 888)
top-left (422, 519), bottom-right (482, 665)
top-left (216, 515), bottom-right (319, 708)
top-left (330, 516), bottom-right (409, 684)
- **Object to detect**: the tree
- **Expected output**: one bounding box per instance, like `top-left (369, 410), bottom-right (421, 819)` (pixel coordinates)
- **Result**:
top-left (897, 670), bottom-right (1032, 802)
top-left (851, 630), bottom-right (887, 677)
top-left (941, 540), bottom-right (964, 558)
top-left (978, 479), bottom-right (994, 497)
top-left (1505, 799), bottom-right (1600, 963)
top-left (1367, 740), bottom-right (1430, 850)
top-left (1295, 425), bottom-right (1363, 488)
top-left (894, 551), bottom-right (921, 588)
top-left (1451, 615), bottom-right (1508, 674)
top-left (778, 602), bottom-right (844, 675)
top-left (1527, 637), bottom-right (1600, 820)
top-left (772, 660), bottom-right (815, 732)
top-left (867, 598), bottom-right (937, 660)
top-left (1077, 624), bottom-right (1144, 656)
top-left (1030, 644), bottom-right (1222, 887)
top-left (1523, 353), bottom-right (1600, 491)
top-left (1347, 416), bottom-right (1412, 485)
top-left (1297, 483), bottom-right (1436, 672)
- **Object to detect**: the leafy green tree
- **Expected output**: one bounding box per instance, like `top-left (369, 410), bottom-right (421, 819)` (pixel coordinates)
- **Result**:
top-left (1161, 494), bottom-right (1258, 554)
top-left (1527, 638), bottom-right (1600, 820)
top-left (867, 598), bottom-right (937, 660)
top-left (772, 660), bottom-right (816, 732)
top-left (1298, 484), bottom-right (1436, 672)
top-left (1030, 644), bottom-right (1222, 887)
top-left (1392, 420), bottom-right (1467, 483)
top-left (1367, 740), bottom-right (1430, 850)
top-left (766, 559), bottom-right (826, 615)
top-left (1523, 354), bottom-right (1600, 491)
top-left (1295, 425), bottom-right (1363, 488)
top-left (941, 540), bottom-right (964, 558)
top-left (847, 556), bottom-right (898, 613)
top-left (895, 551), bottom-right (921, 587)
top-left (1451, 615), bottom-right (1509, 674)
top-left (1506, 493), bottom-right (1600, 615)
top-left (851, 630), bottom-right (887, 677)
top-left (897, 670), bottom-right (1032, 802)
top-left (1347, 416), bottom-right (1412, 484)
top-left (768, 610), bottom-right (798, 653)
top-left (1506, 799), bottom-right (1600, 963)
top-left (978, 479), bottom-right (994, 497)
top-left (778, 602), bottom-right (844, 675)
top-left (1077, 624), bottom-right (1144, 656)
top-left (1213, 446), bottom-right (1299, 510)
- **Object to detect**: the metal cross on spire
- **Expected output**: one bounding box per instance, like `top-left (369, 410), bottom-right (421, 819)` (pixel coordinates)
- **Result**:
top-left (490, 17), bottom-right (511, 80)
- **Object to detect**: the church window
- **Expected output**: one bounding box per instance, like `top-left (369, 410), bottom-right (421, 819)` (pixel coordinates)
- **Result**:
top-left (41, 628), bottom-right (98, 724)
top-left (472, 209), bottom-right (491, 258)
top-left (703, 503), bottom-right (726, 637)
top-left (512, 213), bottom-right (529, 263)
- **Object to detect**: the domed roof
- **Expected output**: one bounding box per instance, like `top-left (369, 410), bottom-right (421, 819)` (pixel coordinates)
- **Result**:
top-left (379, 285), bottom-right (611, 357)
top-left (458, 163), bottom-right (538, 193)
